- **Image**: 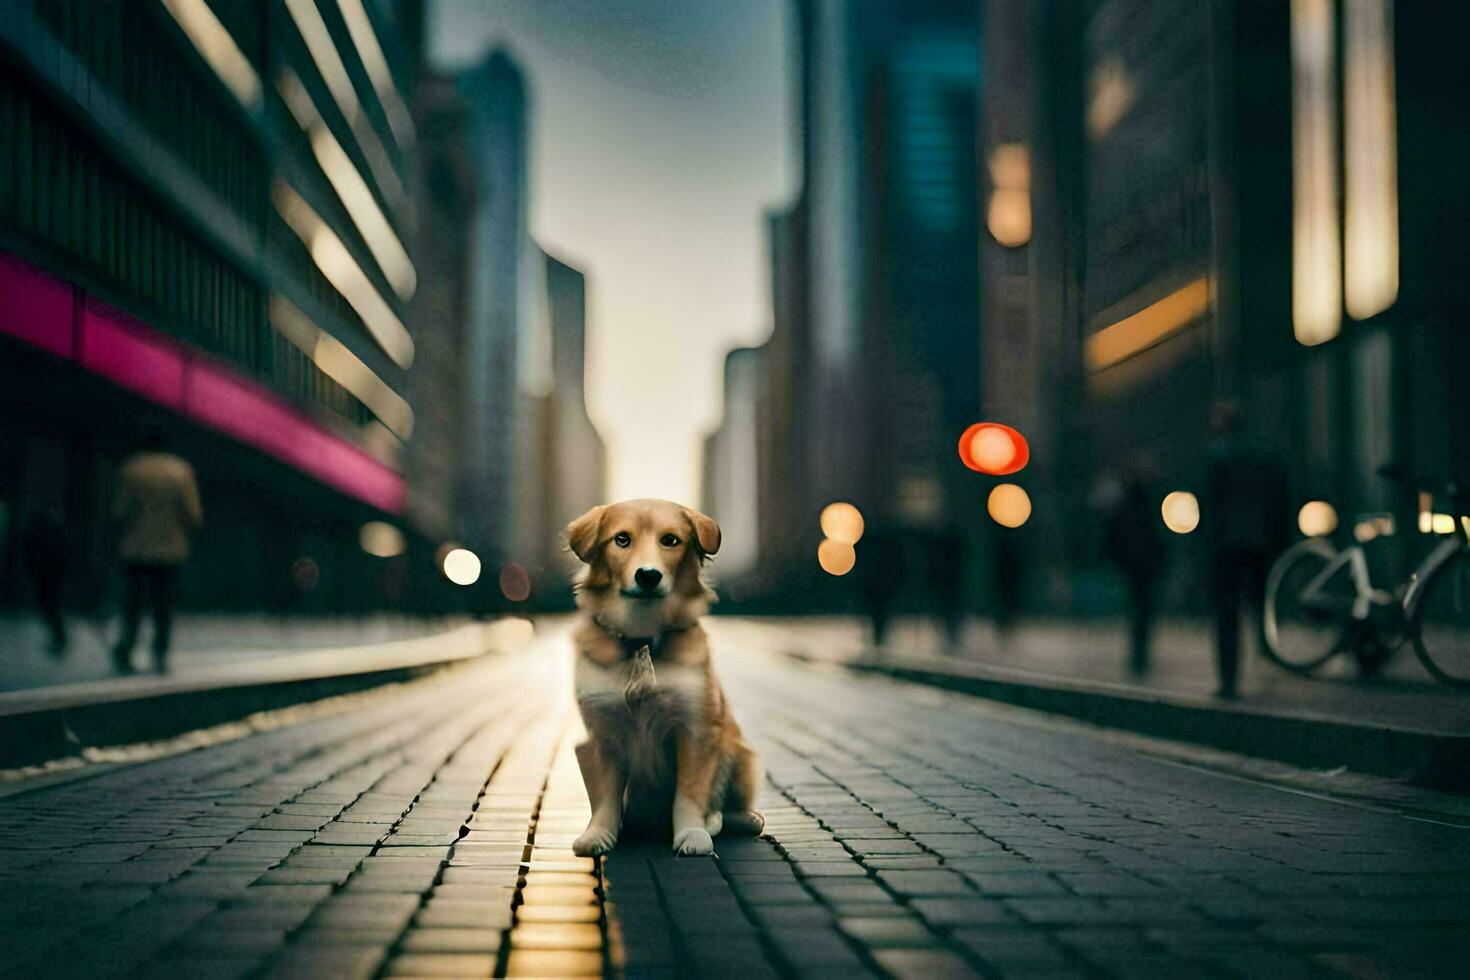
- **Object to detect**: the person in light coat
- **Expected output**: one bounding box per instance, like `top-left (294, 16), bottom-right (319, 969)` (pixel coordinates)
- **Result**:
top-left (110, 427), bottom-right (203, 673)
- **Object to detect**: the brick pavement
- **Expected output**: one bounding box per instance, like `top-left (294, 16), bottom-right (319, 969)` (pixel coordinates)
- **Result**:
top-left (2, 619), bottom-right (1469, 978)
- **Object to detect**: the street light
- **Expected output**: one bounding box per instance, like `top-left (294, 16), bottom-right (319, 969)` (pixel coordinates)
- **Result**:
top-left (958, 422), bottom-right (1029, 476)
top-left (1298, 500), bottom-right (1338, 537)
top-left (819, 502), bottom-right (865, 544)
top-left (499, 563), bottom-right (531, 601)
top-left (817, 539), bottom-right (856, 576)
top-left (360, 521), bottom-right (405, 557)
top-left (442, 548), bottom-right (481, 586)
top-left (1161, 491), bottom-right (1200, 534)
top-left (987, 484), bottom-right (1032, 528)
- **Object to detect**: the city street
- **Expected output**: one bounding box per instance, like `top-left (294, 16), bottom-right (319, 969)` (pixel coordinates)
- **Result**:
top-left (3, 620), bottom-right (1466, 979)
top-left (5, 1), bottom-right (1469, 976)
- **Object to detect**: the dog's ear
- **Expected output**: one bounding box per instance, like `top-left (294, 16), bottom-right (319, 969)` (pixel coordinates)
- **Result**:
top-left (683, 507), bottom-right (721, 557)
top-left (566, 505), bottom-right (607, 563)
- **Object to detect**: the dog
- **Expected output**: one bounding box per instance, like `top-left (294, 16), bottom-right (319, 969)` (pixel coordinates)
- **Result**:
top-left (566, 498), bottom-right (764, 857)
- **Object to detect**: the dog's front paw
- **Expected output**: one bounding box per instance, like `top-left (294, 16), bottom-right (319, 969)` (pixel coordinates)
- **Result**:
top-left (572, 824), bottom-right (619, 857)
top-left (672, 826), bottom-right (715, 856)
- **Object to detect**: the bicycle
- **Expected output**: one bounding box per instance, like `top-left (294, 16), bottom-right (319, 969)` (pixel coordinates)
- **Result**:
top-left (1263, 476), bottom-right (1470, 686)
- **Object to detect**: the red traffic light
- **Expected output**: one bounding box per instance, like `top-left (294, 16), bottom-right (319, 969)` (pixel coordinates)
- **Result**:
top-left (958, 422), bottom-right (1030, 475)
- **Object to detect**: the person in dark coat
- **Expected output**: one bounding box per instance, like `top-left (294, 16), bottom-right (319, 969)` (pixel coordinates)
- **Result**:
top-left (992, 529), bottom-right (1022, 639)
top-left (22, 504), bottom-right (69, 655)
top-left (929, 522), bottom-right (968, 648)
top-left (1203, 401), bottom-right (1289, 698)
top-left (858, 525), bottom-right (904, 648)
top-left (1104, 471), bottom-right (1166, 675)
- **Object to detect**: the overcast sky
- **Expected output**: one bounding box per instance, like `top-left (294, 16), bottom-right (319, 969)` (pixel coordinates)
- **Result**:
top-left (429, 0), bottom-right (797, 506)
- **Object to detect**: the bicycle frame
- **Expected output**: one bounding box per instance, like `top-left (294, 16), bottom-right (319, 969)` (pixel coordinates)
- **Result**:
top-left (1296, 540), bottom-right (1391, 622)
top-left (1403, 535), bottom-right (1470, 621)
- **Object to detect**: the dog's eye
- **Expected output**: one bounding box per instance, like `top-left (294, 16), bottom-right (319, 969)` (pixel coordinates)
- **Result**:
top-left (613, 532), bottom-right (632, 548)
top-left (660, 533), bottom-right (680, 548)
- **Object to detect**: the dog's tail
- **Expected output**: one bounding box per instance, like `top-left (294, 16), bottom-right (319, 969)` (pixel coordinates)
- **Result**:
top-left (624, 645), bottom-right (658, 707)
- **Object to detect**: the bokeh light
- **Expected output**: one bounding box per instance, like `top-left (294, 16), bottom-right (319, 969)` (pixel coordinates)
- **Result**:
top-left (817, 538), bottom-right (856, 576)
top-left (987, 483), bottom-right (1032, 528)
top-left (442, 547), bottom-right (482, 586)
top-left (1297, 500), bottom-right (1338, 537)
top-left (1431, 513), bottom-right (1456, 535)
top-left (819, 502), bottom-right (865, 544)
top-left (970, 427), bottom-right (1016, 473)
top-left (289, 557), bottom-right (320, 592)
top-left (958, 422), bottom-right (1030, 475)
top-left (359, 521), bottom-right (405, 557)
top-left (986, 144), bottom-right (1032, 247)
top-left (1161, 491), bottom-right (1201, 534)
top-left (499, 563), bottom-right (532, 602)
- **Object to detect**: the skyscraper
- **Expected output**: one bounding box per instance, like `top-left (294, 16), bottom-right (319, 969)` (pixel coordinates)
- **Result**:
top-left (457, 48), bottom-right (547, 574)
top-left (787, 0), bottom-right (981, 599)
top-left (544, 252), bottom-right (608, 548)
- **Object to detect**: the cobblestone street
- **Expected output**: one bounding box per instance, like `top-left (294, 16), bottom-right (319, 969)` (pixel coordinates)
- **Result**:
top-left (2, 621), bottom-right (1468, 978)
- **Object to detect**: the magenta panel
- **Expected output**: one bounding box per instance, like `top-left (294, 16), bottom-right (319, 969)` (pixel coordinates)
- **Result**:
top-left (0, 252), bottom-right (75, 358)
top-left (3, 251), bottom-right (403, 514)
top-left (80, 303), bottom-right (187, 409)
top-left (187, 358), bottom-right (405, 514)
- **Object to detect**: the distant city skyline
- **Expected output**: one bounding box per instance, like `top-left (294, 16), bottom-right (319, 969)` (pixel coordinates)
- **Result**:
top-left (428, 0), bottom-right (796, 505)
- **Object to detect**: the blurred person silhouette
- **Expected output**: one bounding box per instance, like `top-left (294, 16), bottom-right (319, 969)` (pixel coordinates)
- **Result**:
top-left (929, 522), bottom-right (968, 647)
top-left (859, 525), bottom-right (903, 648)
top-left (110, 426), bottom-right (203, 674)
top-left (1104, 467), bottom-right (1166, 675)
top-left (22, 503), bottom-right (69, 655)
top-left (1204, 400), bottom-right (1288, 698)
top-left (992, 528), bottom-right (1021, 639)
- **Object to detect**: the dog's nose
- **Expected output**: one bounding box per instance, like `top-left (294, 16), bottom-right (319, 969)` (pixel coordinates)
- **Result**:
top-left (634, 567), bottom-right (663, 590)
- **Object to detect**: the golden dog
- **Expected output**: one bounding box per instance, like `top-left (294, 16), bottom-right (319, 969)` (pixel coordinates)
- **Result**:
top-left (566, 498), bottom-right (764, 856)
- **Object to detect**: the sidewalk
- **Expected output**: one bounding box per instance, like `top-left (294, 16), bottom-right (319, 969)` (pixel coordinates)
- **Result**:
top-left (742, 615), bottom-right (1470, 733)
top-left (0, 615), bottom-right (536, 769)
top-left (0, 613), bottom-right (466, 694)
top-left (726, 615), bottom-right (1470, 786)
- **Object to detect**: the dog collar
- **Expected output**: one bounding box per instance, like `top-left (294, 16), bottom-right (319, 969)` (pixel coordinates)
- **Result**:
top-left (591, 613), bottom-right (692, 657)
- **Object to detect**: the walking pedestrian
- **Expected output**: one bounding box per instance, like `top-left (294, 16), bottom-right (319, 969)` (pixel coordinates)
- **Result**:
top-left (929, 523), bottom-right (968, 648)
top-left (1203, 401), bottom-right (1288, 698)
top-left (110, 428), bottom-right (203, 673)
top-left (1104, 470), bottom-right (1166, 675)
top-left (859, 526), bottom-right (903, 648)
top-left (992, 529), bottom-right (1021, 639)
top-left (22, 503), bottom-right (69, 655)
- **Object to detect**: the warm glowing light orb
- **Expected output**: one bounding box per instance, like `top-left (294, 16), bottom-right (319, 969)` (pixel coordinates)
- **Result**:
top-left (987, 144), bottom-right (1032, 247)
top-left (958, 423), bottom-right (1030, 475)
top-left (818, 538), bottom-right (856, 576)
top-left (1297, 500), bottom-right (1338, 537)
top-left (819, 502), bottom-right (865, 544)
top-left (970, 428), bottom-right (1016, 473)
top-left (359, 521), bottom-right (405, 557)
top-left (987, 484), bottom-right (1032, 528)
top-left (987, 189), bottom-right (1032, 248)
top-left (1431, 513), bottom-right (1456, 535)
top-left (443, 548), bottom-right (481, 586)
top-left (499, 563), bottom-right (531, 602)
top-left (1161, 491), bottom-right (1201, 534)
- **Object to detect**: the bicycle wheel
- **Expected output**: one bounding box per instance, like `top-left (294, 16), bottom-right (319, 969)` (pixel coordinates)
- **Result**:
top-left (1410, 547), bottom-right (1470, 685)
top-left (1263, 540), bottom-right (1350, 673)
